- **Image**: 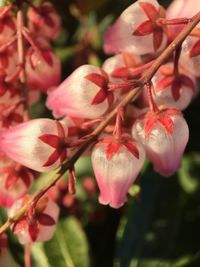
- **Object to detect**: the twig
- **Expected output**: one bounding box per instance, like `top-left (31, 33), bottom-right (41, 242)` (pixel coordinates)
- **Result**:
top-left (0, 11), bottom-right (200, 235)
top-left (17, 9), bottom-right (25, 83)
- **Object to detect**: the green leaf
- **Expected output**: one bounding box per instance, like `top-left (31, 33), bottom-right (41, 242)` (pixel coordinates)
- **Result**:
top-left (32, 216), bottom-right (90, 267)
top-left (0, 0), bottom-right (14, 6)
top-left (178, 153), bottom-right (200, 194)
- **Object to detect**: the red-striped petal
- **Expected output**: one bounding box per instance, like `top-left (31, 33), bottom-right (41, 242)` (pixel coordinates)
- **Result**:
top-left (29, 222), bottom-right (39, 242)
top-left (85, 73), bottom-right (107, 88)
top-left (158, 115), bottom-right (174, 134)
top-left (144, 116), bottom-right (156, 137)
top-left (133, 20), bottom-right (153, 36)
top-left (42, 149), bottom-right (61, 167)
top-left (39, 134), bottom-right (61, 148)
top-left (106, 142), bottom-right (121, 160)
top-left (37, 213), bottom-right (56, 226)
top-left (139, 2), bottom-right (159, 21)
top-left (124, 142), bottom-right (139, 159)
top-left (155, 76), bottom-right (173, 92)
top-left (153, 28), bottom-right (163, 51)
top-left (171, 80), bottom-right (182, 101)
top-left (91, 89), bottom-right (107, 105)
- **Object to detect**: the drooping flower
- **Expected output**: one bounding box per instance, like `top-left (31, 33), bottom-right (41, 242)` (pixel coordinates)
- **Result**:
top-left (104, 0), bottom-right (167, 55)
top-left (47, 65), bottom-right (115, 119)
top-left (103, 52), bottom-right (142, 81)
top-left (0, 119), bottom-right (69, 172)
top-left (151, 63), bottom-right (196, 110)
top-left (9, 196), bottom-right (59, 244)
top-left (0, 156), bottom-right (36, 207)
top-left (132, 109), bottom-right (189, 176)
top-left (27, 2), bottom-right (61, 40)
top-left (166, 0), bottom-right (200, 40)
top-left (26, 38), bottom-right (61, 92)
top-left (91, 136), bottom-right (145, 208)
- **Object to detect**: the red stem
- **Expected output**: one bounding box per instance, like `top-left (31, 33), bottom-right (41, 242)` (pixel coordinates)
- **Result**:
top-left (113, 107), bottom-right (124, 141)
top-left (25, 243), bottom-right (32, 267)
top-left (22, 27), bottom-right (42, 54)
top-left (146, 83), bottom-right (159, 112)
top-left (17, 9), bottom-right (25, 83)
top-left (157, 18), bottom-right (192, 26)
top-left (173, 45), bottom-right (182, 76)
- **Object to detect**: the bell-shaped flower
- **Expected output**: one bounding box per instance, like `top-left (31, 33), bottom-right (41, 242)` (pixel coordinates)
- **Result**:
top-left (166, 0), bottom-right (200, 40)
top-left (104, 0), bottom-right (167, 55)
top-left (0, 156), bottom-right (36, 207)
top-left (151, 63), bottom-right (196, 110)
top-left (91, 136), bottom-right (145, 208)
top-left (103, 52), bottom-right (142, 100)
top-left (180, 35), bottom-right (200, 78)
top-left (132, 109), bottom-right (189, 176)
top-left (47, 65), bottom-right (115, 119)
top-left (9, 196), bottom-right (59, 244)
top-left (26, 40), bottom-right (61, 92)
top-left (103, 52), bottom-right (142, 81)
top-left (0, 119), bottom-right (69, 172)
top-left (28, 2), bottom-right (61, 40)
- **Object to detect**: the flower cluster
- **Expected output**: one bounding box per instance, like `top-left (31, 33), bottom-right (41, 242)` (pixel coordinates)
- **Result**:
top-left (0, 1), bottom-right (62, 248)
top-left (0, 0), bottom-right (200, 251)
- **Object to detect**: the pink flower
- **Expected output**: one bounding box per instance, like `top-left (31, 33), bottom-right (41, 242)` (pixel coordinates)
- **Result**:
top-left (91, 136), bottom-right (145, 208)
top-left (167, 0), bottom-right (200, 40)
top-left (104, 0), bottom-right (167, 55)
top-left (47, 65), bottom-right (115, 119)
top-left (132, 109), bottom-right (189, 176)
top-left (0, 156), bottom-right (36, 208)
top-left (28, 2), bottom-right (61, 40)
top-left (151, 63), bottom-right (196, 110)
top-left (26, 39), bottom-right (61, 92)
top-left (9, 196), bottom-right (59, 244)
top-left (0, 119), bottom-right (69, 172)
top-left (102, 52), bottom-right (141, 82)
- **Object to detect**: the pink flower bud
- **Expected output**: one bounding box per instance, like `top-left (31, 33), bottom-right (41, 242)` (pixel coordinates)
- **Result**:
top-left (9, 196), bottom-right (59, 244)
top-left (28, 2), bottom-right (61, 40)
top-left (0, 119), bottom-right (69, 172)
top-left (104, 0), bottom-right (167, 55)
top-left (47, 65), bottom-right (115, 119)
top-left (132, 109), bottom-right (189, 176)
top-left (26, 42), bottom-right (61, 92)
top-left (151, 63), bottom-right (196, 110)
top-left (91, 136), bottom-right (145, 208)
top-left (103, 52), bottom-right (141, 82)
top-left (0, 84), bottom-right (24, 130)
top-left (0, 156), bottom-right (36, 207)
top-left (166, 0), bottom-right (200, 40)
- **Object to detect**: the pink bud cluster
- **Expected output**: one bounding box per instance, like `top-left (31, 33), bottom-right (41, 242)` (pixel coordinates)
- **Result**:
top-left (0, 0), bottom-right (199, 248)
top-left (0, 1), bottom-right (62, 246)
